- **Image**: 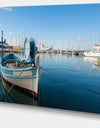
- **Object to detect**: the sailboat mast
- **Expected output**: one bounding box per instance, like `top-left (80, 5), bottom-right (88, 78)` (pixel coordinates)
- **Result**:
top-left (1, 30), bottom-right (4, 58)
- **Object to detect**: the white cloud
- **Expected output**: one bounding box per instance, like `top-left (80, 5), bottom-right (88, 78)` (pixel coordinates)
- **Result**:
top-left (75, 37), bottom-right (84, 41)
top-left (8, 32), bottom-right (13, 34)
top-left (89, 32), bottom-right (93, 35)
top-left (0, 7), bottom-right (13, 11)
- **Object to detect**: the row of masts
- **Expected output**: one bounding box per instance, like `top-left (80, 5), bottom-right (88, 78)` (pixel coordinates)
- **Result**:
top-left (8, 38), bottom-right (100, 51)
top-left (1, 30), bottom-right (100, 53)
top-left (1, 30), bottom-right (4, 57)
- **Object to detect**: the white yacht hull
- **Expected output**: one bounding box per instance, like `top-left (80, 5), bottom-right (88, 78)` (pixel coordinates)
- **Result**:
top-left (84, 52), bottom-right (100, 57)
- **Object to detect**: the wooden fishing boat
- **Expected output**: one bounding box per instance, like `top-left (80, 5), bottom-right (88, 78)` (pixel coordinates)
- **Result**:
top-left (1, 77), bottom-right (42, 105)
top-left (0, 31), bottom-right (41, 98)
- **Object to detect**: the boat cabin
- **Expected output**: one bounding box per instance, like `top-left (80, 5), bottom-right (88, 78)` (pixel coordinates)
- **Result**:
top-left (94, 44), bottom-right (100, 52)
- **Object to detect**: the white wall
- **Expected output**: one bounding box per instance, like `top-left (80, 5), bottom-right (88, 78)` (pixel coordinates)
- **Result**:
top-left (0, 0), bottom-right (100, 7)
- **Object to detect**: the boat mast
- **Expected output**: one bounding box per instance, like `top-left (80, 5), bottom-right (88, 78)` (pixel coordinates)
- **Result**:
top-left (1, 30), bottom-right (4, 58)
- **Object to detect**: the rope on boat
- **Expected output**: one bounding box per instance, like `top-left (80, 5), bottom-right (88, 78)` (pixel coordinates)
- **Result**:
top-left (1, 64), bottom-right (27, 101)
top-left (42, 67), bottom-right (100, 95)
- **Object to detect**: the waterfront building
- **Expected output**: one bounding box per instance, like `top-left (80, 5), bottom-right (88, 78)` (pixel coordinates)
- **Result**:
top-left (0, 40), bottom-right (12, 52)
top-left (37, 43), bottom-right (49, 52)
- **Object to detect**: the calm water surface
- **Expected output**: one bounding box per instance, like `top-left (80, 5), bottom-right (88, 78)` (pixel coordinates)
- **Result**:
top-left (0, 53), bottom-right (100, 113)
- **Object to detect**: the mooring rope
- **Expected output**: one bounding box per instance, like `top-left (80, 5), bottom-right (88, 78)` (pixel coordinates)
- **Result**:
top-left (1, 64), bottom-right (27, 101)
top-left (42, 67), bottom-right (100, 95)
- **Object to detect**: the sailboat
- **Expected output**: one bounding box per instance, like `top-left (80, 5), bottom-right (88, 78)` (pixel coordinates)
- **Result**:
top-left (0, 31), bottom-right (41, 99)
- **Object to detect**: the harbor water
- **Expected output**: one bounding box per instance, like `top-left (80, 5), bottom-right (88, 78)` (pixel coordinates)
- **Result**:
top-left (0, 53), bottom-right (100, 113)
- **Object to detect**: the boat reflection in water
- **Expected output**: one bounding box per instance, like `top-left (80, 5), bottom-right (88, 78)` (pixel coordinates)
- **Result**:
top-left (84, 57), bottom-right (100, 71)
top-left (1, 76), bottom-right (42, 106)
top-left (93, 57), bottom-right (100, 71)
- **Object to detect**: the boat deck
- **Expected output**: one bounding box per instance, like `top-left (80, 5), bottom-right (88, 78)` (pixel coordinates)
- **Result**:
top-left (5, 62), bottom-right (31, 69)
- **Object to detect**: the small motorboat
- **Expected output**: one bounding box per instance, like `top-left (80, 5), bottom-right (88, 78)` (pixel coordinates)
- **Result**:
top-left (0, 31), bottom-right (41, 99)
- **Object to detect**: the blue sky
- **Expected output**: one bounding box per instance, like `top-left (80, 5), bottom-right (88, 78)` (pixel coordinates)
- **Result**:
top-left (0, 4), bottom-right (100, 49)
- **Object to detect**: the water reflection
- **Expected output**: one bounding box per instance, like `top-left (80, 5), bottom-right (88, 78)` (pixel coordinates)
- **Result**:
top-left (84, 57), bottom-right (100, 71)
top-left (0, 53), bottom-right (100, 113)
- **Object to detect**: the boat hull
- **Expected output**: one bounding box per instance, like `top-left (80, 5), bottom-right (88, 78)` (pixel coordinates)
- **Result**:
top-left (1, 77), bottom-right (34, 104)
top-left (1, 64), bottom-right (39, 99)
top-left (0, 54), bottom-right (40, 99)
top-left (2, 74), bottom-right (38, 96)
top-left (84, 52), bottom-right (100, 57)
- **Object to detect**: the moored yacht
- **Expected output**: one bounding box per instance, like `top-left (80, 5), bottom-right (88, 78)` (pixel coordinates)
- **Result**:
top-left (84, 44), bottom-right (100, 57)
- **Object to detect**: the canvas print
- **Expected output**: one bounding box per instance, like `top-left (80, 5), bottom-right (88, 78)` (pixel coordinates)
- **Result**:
top-left (0, 4), bottom-right (100, 114)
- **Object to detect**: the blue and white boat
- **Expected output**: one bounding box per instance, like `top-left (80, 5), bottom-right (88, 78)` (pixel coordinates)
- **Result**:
top-left (0, 31), bottom-right (41, 98)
